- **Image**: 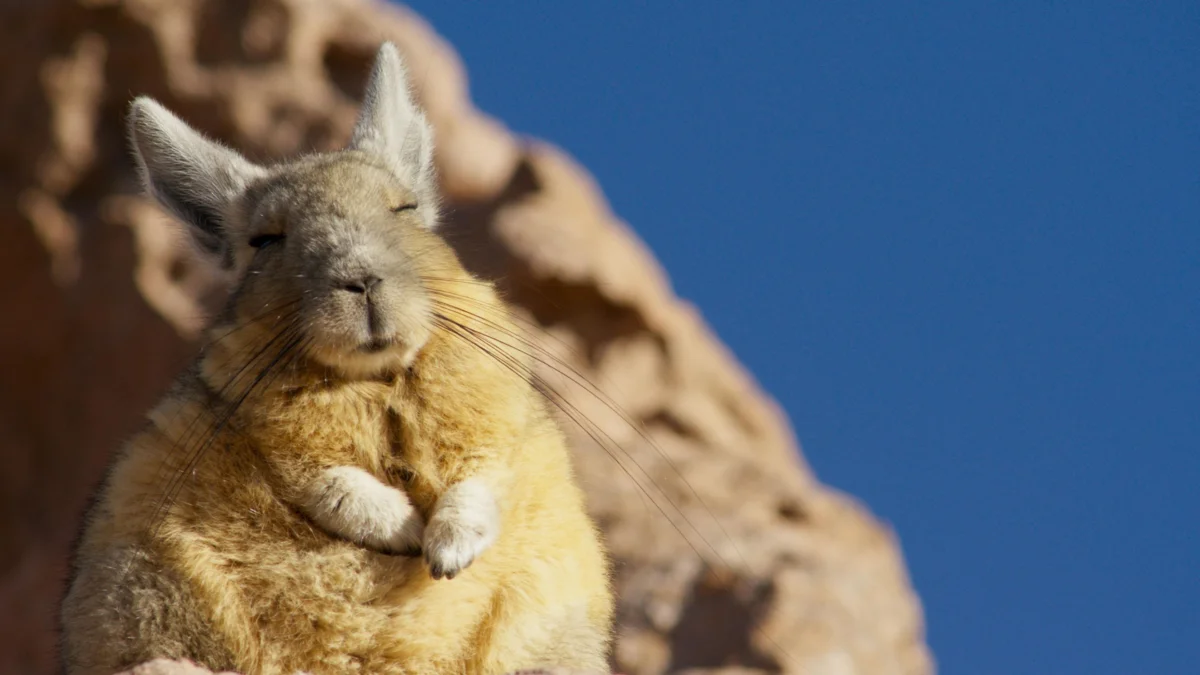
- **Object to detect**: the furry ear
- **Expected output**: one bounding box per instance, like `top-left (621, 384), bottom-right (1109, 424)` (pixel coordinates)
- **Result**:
top-left (128, 97), bottom-right (265, 265)
top-left (348, 42), bottom-right (439, 227)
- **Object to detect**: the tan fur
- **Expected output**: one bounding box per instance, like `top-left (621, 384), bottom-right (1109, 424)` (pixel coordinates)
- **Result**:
top-left (61, 44), bottom-right (613, 675)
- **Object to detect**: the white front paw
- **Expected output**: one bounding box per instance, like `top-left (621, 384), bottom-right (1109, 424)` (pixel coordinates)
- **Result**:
top-left (423, 479), bottom-right (499, 580)
top-left (304, 466), bottom-right (424, 555)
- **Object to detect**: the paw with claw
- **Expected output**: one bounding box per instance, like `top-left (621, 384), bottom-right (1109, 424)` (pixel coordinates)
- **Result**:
top-left (422, 479), bottom-right (499, 579)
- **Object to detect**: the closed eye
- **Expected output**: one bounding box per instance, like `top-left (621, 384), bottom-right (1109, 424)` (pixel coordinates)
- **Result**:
top-left (249, 233), bottom-right (285, 249)
top-left (391, 203), bottom-right (418, 213)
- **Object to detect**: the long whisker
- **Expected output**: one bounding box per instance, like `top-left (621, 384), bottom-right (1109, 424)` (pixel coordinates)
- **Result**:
top-left (424, 287), bottom-right (581, 361)
top-left (114, 317), bottom-right (310, 593)
top-left (432, 313), bottom-right (722, 556)
top-left (423, 272), bottom-right (565, 313)
top-left (430, 316), bottom-right (656, 514)
top-left (432, 296), bottom-right (749, 563)
top-left (203, 297), bottom-right (305, 349)
top-left (435, 307), bottom-right (798, 669)
top-left (154, 313), bottom-right (301, 484)
top-left (147, 320), bottom-right (305, 538)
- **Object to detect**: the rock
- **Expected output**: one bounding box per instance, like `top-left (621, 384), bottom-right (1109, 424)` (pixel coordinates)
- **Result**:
top-left (0, 1), bottom-right (933, 674)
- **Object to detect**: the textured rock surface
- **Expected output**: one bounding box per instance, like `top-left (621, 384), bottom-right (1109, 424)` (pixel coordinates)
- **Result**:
top-left (0, 1), bottom-right (932, 675)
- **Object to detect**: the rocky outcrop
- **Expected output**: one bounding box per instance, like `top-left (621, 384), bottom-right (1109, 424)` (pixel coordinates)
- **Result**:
top-left (0, 2), bottom-right (932, 674)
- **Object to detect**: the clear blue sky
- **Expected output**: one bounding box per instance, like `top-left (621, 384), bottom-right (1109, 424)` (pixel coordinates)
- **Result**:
top-left (405, 3), bottom-right (1198, 673)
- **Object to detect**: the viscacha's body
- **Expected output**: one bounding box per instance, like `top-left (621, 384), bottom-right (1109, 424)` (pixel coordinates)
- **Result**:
top-left (61, 43), bottom-right (614, 675)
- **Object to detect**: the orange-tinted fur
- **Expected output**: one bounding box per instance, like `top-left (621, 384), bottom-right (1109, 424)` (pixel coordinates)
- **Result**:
top-left (60, 44), bottom-right (613, 675)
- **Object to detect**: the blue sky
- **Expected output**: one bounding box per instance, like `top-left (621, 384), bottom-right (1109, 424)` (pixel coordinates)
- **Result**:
top-left (406, 3), bottom-right (1199, 673)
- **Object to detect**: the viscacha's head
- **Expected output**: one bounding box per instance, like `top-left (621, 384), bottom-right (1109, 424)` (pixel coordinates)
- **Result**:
top-left (128, 43), bottom-right (461, 379)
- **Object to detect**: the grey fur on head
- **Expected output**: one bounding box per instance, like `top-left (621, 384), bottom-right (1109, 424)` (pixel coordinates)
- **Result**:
top-left (127, 41), bottom-right (439, 264)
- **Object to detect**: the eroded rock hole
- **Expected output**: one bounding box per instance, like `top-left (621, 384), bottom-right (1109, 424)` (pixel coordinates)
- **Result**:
top-left (324, 41), bottom-right (374, 101)
top-left (667, 568), bottom-right (782, 672)
top-left (195, 0), bottom-right (291, 65)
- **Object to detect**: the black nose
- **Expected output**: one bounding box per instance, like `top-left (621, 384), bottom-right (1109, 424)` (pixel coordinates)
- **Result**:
top-left (341, 275), bottom-right (382, 294)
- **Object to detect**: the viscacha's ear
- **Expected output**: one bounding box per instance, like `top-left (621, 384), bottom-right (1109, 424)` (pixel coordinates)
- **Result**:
top-left (348, 42), bottom-right (439, 227)
top-left (127, 97), bottom-right (265, 266)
